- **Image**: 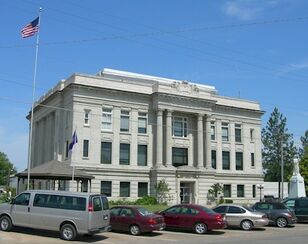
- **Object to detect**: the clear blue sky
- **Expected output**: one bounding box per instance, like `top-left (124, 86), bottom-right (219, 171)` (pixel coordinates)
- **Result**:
top-left (1, 0), bottom-right (307, 171)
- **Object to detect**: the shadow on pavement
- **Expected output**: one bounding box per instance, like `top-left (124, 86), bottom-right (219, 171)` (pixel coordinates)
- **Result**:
top-left (11, 227), bottom-right (109, 242)
top-left (164, 228), bottom-right (225, 235)
top-left (109, 230), bottom-right (163, 237)
top-left (226, 226), bottom-right (266, 232)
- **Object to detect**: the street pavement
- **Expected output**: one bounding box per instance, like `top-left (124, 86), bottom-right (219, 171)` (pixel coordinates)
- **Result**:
top-left (1, 224), bottom-right (308, 244)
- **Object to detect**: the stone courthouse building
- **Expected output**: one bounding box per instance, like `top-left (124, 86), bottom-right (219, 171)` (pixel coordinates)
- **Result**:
top-left (28, 68), bottom-right (264, 204)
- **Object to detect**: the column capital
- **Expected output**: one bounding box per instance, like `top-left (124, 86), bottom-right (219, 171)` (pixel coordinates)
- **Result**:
top-left (156, 109), bottom-right (163, 116)
top-left (166, 109), bottom-right (173, 117)
top-left (206, 113), bottom-right (212, 121)
top-left (197, 113), bottom-right (205, 119)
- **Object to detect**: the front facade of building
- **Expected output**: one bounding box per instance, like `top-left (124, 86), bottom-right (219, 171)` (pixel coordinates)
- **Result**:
top-left (29, 68), bottom-right (264, 204)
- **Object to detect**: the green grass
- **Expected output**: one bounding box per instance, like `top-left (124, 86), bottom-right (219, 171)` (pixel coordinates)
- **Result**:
top-left (110, 204), bottom-right (168, 213)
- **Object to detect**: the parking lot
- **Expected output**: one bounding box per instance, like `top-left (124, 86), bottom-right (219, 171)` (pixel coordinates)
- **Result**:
top-left (0, 224), bottom-right (308, 244)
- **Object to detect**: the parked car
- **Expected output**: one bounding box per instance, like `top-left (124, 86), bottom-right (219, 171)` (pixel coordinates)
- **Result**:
top-left (0, 190), bottom-right (110, 241)
top-left (110, 206), bottom-right (165, 235)
top-left (212, 204), bottom-right (269, 231)
top-left (251, 201), bottom-right (297, 227)
top-left (282, 197), bottom-right (308, 222)
top-left (157, 204), bottom-right (226, 234)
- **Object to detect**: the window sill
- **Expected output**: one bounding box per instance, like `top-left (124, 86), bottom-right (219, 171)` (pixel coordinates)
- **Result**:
top-left (101, 129), bottom-right (113, 133)
top-left (120, 132), bottom-right (131, 136)
top-left (84, 124), bottom-right (90, 128)
top-left (82, 157), bottom-right (89, 160)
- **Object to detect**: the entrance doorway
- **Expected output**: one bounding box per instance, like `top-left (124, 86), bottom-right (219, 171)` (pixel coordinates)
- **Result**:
top-left (180, 182), bottom-right (195, 204)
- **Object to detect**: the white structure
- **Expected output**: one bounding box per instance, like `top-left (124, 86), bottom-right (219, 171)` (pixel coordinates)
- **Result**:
top-left (289, 158), bottom-right (306, 198)
top-left (28, 68), bottom-right (264, 204)
top-left (263, 182), bottom-right (288, 198)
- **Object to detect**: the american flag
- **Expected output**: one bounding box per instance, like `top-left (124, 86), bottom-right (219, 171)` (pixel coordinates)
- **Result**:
top-left (21, 17), bottom-right (39, 38)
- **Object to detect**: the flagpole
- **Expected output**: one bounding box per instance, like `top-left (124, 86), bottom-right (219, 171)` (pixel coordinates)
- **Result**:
top-left (27, 7), bottom-right (42, 190)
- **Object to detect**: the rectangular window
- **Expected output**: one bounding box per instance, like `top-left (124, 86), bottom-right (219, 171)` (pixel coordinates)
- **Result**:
top-left (211, 121), bottom-right (216, 140)
top-left (120, 182), bottom-right (130, 197)
top-left (250, 129), bottom-right (254, 141)
top-left (237, 185), bottom-right (245, 197)
top-left (138, 182), bottom-right (148, 197)
top-left (172, 117), bottom-right (187, 137)
top-left (101, 181), bottom-right (112, 197)
top-left (65, 140), bottom-right (69, 159)
top-left (251, 153), bottom-right (255, 167)
top-left (235, 124), bottom-right (242, 143)
top-left (223, 184), bottom-right (231, 198)
top-left (120, 143), bottom-right (130, 165)
top-left (101, 142), bottom-right (112, 164)
top-left (211, 150), bottom-right (216, 169)
top-left (84, 109), bottom-right (90, 126)
top-left (252, 185), bottom-right (256, 198)
top-left (222, 151), bottom-right (230, 170)
top-left (138, 145), bottom-right (147, 166)
top-left (102, 108), bottom-right (112, 130)
top-left (236, 152), bottom-right (243, 170)
top-left (172, 147), bottom-right (188, 167)
top-left (222, 122), bottom-right (229, 141)
top-left (138, 112), bottom-right (147, 134)
top-left (120, 110), bottom-right (130, 132)
top-left (83, 140), bottom-right (89, 158)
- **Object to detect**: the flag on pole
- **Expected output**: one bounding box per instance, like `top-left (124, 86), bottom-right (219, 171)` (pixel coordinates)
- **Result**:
top-left (69, 130), bottom-right (78, 151)
top-left (21, 17), bottom-right (39, 38)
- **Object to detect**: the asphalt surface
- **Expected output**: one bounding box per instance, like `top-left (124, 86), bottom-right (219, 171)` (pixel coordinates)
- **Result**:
top-left (1, 224), bottom-right (308, 244)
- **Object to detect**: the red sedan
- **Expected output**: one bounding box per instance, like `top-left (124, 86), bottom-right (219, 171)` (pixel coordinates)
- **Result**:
top-left (158, 204), bottom-right (226, 234)
top-left (110, 206), bottom-right (166, 235)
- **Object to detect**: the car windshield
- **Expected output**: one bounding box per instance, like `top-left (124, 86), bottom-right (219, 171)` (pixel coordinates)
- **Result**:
top-left (137, 207), bottom-right (153, 216)
top-left (200, 206), bottom-right (216, 214)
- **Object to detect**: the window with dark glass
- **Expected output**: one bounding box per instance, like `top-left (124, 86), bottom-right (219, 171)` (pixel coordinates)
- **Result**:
top-left (251, 153), bottom-right (255, 167)
top-left (223, 184), bottom-right (231, 198)
top-left (84, 109), bottom-right (90, 125)
top-left (83, 140), bottom-right (89, 158)
top-left (222, 122), bottom-right (229, 141)
top-left (120, 110), bottom-right (130, 132)
top-left (172, 117), bottom-right (187, 137)
top-left (101, 181), bottom-right (112, 197)
top-left (236, 152), bottom-right (243, 170)
top-left (138, 182), bottom-right (148, 197)
top-left (120, 182), bottom-right (130, 197)
top-left (65, 140), bottom-right (69, 159)
top-left (101, 142), bottom-right (112, 164)
top-left (172, 147), bottom-right (188, 167)
top-left (120, 143), bottom-right (130, 165)
top-left (237, 185), bottom-right (245, 197)
top-left (138, 112), bottom-right (147, 134)
top-left (138, 145), bottom-right (147, 166)
top-left (14, 193), bottom-right (30, 206)
top-left (222, 151), bottom-right (230, 170)
top-left (235, 124), bottom-right (242, 142)
top-left (253, 185), bottom-right (256, 198)
top-left (102, 108), bottom-right (112, 130)
top-left (211, 150), bottom-right (216, 169)
top-left (250, 129), bottom-right (254, 141)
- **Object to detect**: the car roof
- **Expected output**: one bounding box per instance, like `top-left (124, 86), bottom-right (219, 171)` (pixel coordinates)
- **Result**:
top-left (21, 190), bottom-right (105, 197)
top-left (214, 204), bottom-right (244, 208)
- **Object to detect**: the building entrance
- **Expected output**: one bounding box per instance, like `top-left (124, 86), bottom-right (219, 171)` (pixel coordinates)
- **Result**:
top-left (180, 182), bottom-right (195, 204)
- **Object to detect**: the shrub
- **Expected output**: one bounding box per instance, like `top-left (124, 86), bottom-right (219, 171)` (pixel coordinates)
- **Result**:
top-left (135, 195), bottom-right (158, 205)
top-left (225, 199), bottom-right (233, 204)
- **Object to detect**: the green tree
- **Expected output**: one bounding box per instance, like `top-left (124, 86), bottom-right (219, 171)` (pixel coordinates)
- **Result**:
top-left (262, 108), bottom-right (297, 185)
top-left (154, 179), bottom-right (172, 204)
top-left (0, 152), bottom-right (17, 186)
top-left (207, 183), bottom-right (223, 204)
top-left (299, 130), bottom-right (308, 195)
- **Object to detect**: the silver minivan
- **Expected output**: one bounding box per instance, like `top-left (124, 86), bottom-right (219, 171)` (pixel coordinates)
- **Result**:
top-left (0, 190), bottom-right (110, 240)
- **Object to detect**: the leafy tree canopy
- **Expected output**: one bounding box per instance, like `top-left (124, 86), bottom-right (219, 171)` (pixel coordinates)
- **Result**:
top-left (299, 130), bottom-right (308, 158)
top-left (262, 108), bottom-right (297, 182)
top-left (299, 130), bottom-right (308, 195)
top-left (0, 152), bottom-right (17, 186)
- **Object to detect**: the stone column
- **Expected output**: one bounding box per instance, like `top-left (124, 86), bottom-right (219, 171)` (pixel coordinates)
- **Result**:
top-left (130, 109), bottom-right (138, 166)
top-left (166, 110), bottom-right (173, 167)
top-left (197, 113), bottom-right (204, 168)
top-left (205, 114), bottom-right (212, 169)
top-left (156, 109), bottom-right (163, 167)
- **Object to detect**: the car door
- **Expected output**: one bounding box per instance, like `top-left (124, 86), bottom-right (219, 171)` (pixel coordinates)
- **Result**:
top-left (177, 207), bottom-right (199, 229)
top-left (117, 208), bottom-right (135, 231)
top-left (110, 207), bottom-right (122, 231)
top-left (254, 203), bottom-right (271, 220)
top-left (296, 199), bottom-right (308, 222)
top-left (226, 206), bottom-right (244, 226)
top-left (161, 206), bottom-right (182, 228)
top-left (10, 192), bottom-right (31, 227)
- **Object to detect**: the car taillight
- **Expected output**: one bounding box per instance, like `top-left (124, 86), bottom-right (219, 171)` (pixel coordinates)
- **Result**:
top-left (88, 201), bottom-right (93, 212)
top-left (215, 214), bottom-right (223, 220)
top-left (148, 218), bottom-right (157, 225)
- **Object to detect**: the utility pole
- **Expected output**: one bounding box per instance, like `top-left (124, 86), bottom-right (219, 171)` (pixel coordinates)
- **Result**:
top-left (281, 139), bottom-right (284, 199)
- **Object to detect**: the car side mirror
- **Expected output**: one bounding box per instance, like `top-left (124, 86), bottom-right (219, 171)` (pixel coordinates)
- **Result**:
top-left (10, 198), bottom-right (15, 205)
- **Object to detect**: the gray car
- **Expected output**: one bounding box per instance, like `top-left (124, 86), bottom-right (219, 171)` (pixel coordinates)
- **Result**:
top-left (0, 190), bottom-right (110, 241)
top-left (213, 204), bottom-right (269, 230)
top-left (251, 202), bottom-right (297, 227)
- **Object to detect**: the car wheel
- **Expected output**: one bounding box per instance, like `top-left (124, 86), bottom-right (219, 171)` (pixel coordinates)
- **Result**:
top-left (240, 220), bottom-right (253, 231)
top-left (129, 225), bottom-right (140, 236)
top-left (194, 222), bottom-right (208, 234)
top-left (276, 217), bottom-right (288, 228)
top-left (0, 216), bottom-right (12, 231)
top-left (60, 223), bottom-right (77, 241)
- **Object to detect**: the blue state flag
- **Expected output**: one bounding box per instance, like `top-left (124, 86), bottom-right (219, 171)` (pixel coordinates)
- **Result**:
top-left (68, 130), bottom-right (78, 151)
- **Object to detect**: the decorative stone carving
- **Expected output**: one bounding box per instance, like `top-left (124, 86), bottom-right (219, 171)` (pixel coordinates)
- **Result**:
top-left (171, 81), bottom-right (199, 95)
